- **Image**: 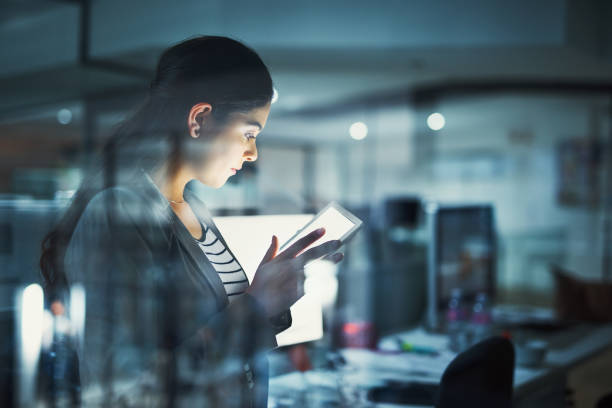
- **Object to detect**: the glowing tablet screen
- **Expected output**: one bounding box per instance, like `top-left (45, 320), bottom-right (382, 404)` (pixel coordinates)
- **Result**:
top-left (280, 203), bottom-right (362, 255)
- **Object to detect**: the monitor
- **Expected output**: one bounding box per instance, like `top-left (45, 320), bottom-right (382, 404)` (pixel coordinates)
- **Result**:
top-left (213, 214), bottom-right (327, 347)
top-left (425, 203), bottom-right (496, 330)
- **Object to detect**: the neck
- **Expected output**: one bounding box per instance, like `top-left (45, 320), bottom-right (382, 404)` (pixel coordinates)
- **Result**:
top-left (151, 162), bottom-right (194, 204)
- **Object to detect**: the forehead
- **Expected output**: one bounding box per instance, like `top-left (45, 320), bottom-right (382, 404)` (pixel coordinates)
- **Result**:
top-left (231, 103), bottom-right (271, 129)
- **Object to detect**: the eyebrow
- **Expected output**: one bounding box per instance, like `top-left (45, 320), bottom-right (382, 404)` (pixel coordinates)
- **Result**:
top-left (245, 120), bottom-right (262, 130)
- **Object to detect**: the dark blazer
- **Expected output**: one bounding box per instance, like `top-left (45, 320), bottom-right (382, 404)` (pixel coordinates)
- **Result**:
top-left (64, 171), bottom-right (291, 407)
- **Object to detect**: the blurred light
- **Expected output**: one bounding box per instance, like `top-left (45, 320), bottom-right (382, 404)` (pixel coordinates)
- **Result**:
top-left (213, 214), bottom-right (324, 347)
top-left (304, 260), bottom-right (338, 308)
top-left (271, 87), bottom-right (279, 104)
top-left (18, 283), bottom-right (44, 406)
top-left (54, 189), bottom-right (76, 201)
top-left (20, 284), bottom-right (44, 365)
top-left (57, 108), bottom-right (72, 125)
top-left (427, 112), bottom-right (445, 131)
top-left (213, 214), bottom-right (314, 280)
top-left (349, 122), bottom-right (368, 140)
top-left (425, 201), bottom-right (438, 214)
top-left (70, 284), bottom-right (86, 343)
top-left (340, 321), bottom-right (376, 348)
top-left (343, 322), bottom-right (361, 335)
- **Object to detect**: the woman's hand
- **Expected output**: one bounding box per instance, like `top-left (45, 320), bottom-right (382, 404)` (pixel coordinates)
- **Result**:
top-left (246, 228), bottom-right (343, 318)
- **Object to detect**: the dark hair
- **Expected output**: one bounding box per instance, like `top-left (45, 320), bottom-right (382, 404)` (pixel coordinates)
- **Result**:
top-left (40, 36), bottom-right (273, 297)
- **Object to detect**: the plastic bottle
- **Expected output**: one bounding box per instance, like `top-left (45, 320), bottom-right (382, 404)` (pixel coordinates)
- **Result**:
top-left (470, 292), bottom-right (493, 343)
top-left (445, 288), bottom-right (468, 352)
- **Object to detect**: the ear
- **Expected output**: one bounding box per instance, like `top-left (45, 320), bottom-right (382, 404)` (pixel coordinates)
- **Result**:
top-left (187, 103), bottom-right (213, 138)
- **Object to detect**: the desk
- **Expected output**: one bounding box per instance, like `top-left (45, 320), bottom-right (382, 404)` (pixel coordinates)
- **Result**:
top-left (268, 324), bottom-right (612, 407)
top-left (512, 323), bottom-right (612, 407)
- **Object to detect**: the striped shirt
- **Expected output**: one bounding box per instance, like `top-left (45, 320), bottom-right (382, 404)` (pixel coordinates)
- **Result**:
top-left (195, 221), bottom-right (249, 302)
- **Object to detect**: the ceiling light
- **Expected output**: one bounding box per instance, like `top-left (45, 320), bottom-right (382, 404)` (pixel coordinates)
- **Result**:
top-left (349, 122), bottom-right (368, 140)
top-left (57, 109), bottom-right (72, 125)
top-left (427, 112), bottom-right (445, 131)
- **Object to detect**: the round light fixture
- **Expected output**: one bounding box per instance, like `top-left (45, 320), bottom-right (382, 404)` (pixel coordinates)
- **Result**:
top-left (57, 109), bottom-right (72, 125)
top-left (427, 112), bottom-right (445, 131)
top-left (349, 122), bottom-right (368, 140)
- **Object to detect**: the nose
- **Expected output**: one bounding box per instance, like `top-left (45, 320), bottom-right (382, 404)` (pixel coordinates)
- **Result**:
top-left (244, 141), bottom-right (258, 162)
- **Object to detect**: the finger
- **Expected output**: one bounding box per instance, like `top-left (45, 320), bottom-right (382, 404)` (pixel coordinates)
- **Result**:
top-left (260, 235), bottom-right (278, 264)
top-left (322, 252), bottom-right (344, 263)
top-left (297, 275), bottom-right (305, 298)
top-left (332, 252), bottom-right (344, 263)
top-left (296, 240), bottom-right (342, 266)
top-left (277, 227), bottom-right (326, 260)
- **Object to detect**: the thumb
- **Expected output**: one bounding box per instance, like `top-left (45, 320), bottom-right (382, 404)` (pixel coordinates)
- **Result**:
top-left (260, 235), bottom-right (278, 264)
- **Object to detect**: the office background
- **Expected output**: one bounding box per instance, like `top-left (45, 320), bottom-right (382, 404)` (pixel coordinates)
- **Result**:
top-left (1, 1), bottom-right (611, 406)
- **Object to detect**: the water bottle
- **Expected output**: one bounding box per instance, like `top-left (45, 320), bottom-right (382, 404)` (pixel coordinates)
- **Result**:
top-left (446, 288), bottom-right (468, 352)
top-left (470, 292), bottom-right (493, 343)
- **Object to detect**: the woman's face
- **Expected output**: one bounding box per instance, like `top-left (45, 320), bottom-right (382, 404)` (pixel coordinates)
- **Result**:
top-left (195, 103), bottom-right (271, 188)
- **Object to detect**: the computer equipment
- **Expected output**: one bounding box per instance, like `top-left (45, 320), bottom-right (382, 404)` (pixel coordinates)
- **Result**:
top-left (425, 203), bottom-right (496, 330)
top-left (212, 213), bottom-right (327, 347)
top-left (371, 197), bottom-right (427, 334)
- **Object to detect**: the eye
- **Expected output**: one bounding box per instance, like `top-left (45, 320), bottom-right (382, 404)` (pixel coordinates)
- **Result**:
top-left (244, 132), bottom-right (257, 141)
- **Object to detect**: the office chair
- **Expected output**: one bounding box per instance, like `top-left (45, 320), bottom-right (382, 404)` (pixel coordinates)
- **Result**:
top-left (597, 392), bottom-right (612, 408)
top-left (367, 337), bottom-right (514, 406)
top-left (436, 336), bottom-right (515, 408)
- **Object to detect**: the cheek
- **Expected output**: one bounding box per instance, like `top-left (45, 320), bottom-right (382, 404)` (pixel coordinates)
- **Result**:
top-left (217, 140), bottom-right (245, 160)
top-left (206, 140), bottom-right (243, 170)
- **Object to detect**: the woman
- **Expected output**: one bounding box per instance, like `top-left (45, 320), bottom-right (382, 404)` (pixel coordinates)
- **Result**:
top-left (40, 36), bottom-right (342, 407)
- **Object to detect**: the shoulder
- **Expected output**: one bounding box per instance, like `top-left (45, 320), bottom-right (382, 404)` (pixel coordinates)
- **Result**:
top-left (73, 186), bottom-right (170, 250)
top-left (84, 186), bottom-right (167, 226)
top-left (70, 186), bottom-right (173, 256)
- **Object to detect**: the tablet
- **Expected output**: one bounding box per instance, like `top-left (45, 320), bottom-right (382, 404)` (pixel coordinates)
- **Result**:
top-left (279, 202), bottom-right (362, 255)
